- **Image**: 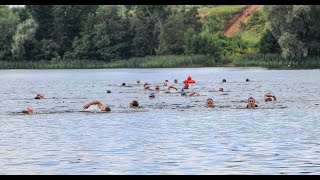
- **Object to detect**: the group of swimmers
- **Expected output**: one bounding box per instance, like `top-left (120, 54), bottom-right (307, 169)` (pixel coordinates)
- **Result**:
top-left (22, 77), bottom-right (276, 115)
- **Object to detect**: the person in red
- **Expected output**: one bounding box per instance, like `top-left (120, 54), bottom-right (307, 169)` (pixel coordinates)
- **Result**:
top-left (183, 75), bottom-right (196, 84)
top-left (187, 75), bottom-right (192, 81)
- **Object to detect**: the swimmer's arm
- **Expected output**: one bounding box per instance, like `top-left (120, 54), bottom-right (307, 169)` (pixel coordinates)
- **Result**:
top-left (83, 100), bottom-right (105, 110)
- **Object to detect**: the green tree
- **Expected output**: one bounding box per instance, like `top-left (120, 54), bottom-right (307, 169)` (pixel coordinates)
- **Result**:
top-left (264, 5), bottom-right (319, 64)
top-left (68, 5), bottom-right (133, 61)
top-left (131, 5), bottom-right (171, 56)
top-left (259, 29), bottom-right (281, 54)
top-left (157, 10), bottom-right (185, 55)
top-left (130, 17), bottom-right (155, 56)
top-left (52, 5), bottom-right (99, 57)
top-left (11, 6), bottom-right (29, 22)
top-left (11, 18), bottom-right (38, 61)
top-left (183, 28), bottom-right (199, 55)
top-left (157, 7), bottom-right (201, 55)
top-left (0, 6), bottom-right (19, 60)
top-left (26, 5), bottom-right (54, 40)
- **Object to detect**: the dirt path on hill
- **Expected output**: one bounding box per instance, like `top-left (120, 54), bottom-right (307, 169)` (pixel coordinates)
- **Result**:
top-left (224, 5), bottom-right (261, 37)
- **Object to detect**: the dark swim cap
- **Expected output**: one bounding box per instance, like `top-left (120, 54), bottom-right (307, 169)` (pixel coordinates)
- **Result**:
top-left (107, 90), bottom-right (111, 93)
top-left (149, 93), bottom-right (155, 98)
top-left (122, 83), bottom-right (126, 86)
top-left (105, 107), bottom-right (111, 111)
top-left (132, 100), bottom-right (139, 107)
top-left (181, 92), bottom-right (187, 96)
top-left (265, 97), bottom-right (272, 102)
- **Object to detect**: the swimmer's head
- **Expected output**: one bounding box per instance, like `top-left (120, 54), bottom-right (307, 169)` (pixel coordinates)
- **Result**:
top-left (23, 107), bottom-right (33, 114)
top-left (222, 79), bottom-right (226, 83)
top-left (107, 90), bottom-right (111, 93)
top-left (144, 85), bottom-right (150, 90)
top-left (265, 97), bottom-right (273, 102)
top-left (206, 98), bottom-right (214, 107)
top-left (136, 80), bottom-right (140, 83)
top-left (207, 98), bottom-right (213, 103)
top-left (246, 78), bottom-right (250, 82)
top-left (218, 88), bottom-right (224, 92)
top-left (174, 79), bottom-right (178, 83)
top-left (181, 92), bottom-right (187, 96)
top-left (155, 85), bottom-right (160, 91)
top-left (248, 97), bottom-right (256, 104)
top-left (130, 100), bottom-right (139, 107)
top-left (149, 93), bottom-right (155, 98)
top-left (103, 107), bottom-right (111, 112)
top-left (122, 83), bottom-right (126, 86)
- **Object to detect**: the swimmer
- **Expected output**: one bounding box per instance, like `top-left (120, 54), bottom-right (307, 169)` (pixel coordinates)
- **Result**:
top-left (164, 80), bottom-right (169, 86)
top-left (107, 90), bottom-right (111, 93)
top-left (154, 85), bottom-right (160, 91)
top-left (144, 84), bottom-right (150, 90)
top-left (83, 100), bottom-right (111, 112)
top-left (244, 97), bottom-right (258, 109)
top-left (181, 91), bottom-right (187, 96)
top-left (35, 93), bottom-right (44, 99)
top-left (206, 98), bottom-right (214, 108)
top-left (188, 91), bottom-right (200, 96)
top-left (121, 83), bottom-right (126, 86)
top-left (222, 79), bottom-right (227, 83)
top-left (167, 85), bottom-right (178, 91)
top-left (174, 79), bottom-right (178, 84)
top-left (183, 84), bottom-right (189, 89)
top-left (218, 88), bottom-right (224, 92)
top-left (263, 93), bottom-right (276, 102)
top-left (149, 93), bottom-right (155, 99)
top-left (130, 100), bottom-right (139, 108)
top-left (22, 107), bottom-right (34, 115)
top-left (246, 78), bottom-right (250, 82)
top-left (135, 80), bottom-right (145, 85)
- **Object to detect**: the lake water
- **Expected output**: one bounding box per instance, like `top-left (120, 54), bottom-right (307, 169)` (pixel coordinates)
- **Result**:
top-left (0, 67), bottom-right (320, 174)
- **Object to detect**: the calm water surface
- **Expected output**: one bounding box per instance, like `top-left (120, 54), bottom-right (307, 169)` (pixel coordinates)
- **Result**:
top-left (0, 68), bottom-right (319, 174)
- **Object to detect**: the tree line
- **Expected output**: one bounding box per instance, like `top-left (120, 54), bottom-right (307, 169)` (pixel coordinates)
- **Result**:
top-left (1, 5), bottom-right (320, 67)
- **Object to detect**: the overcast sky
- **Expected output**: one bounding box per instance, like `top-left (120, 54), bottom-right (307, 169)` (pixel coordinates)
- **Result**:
top-left (8, 5), bottom-right (25, 8)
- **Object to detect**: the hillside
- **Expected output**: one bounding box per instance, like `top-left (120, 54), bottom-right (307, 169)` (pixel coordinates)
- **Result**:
top-left (224, 5), bottom-right (262, 37)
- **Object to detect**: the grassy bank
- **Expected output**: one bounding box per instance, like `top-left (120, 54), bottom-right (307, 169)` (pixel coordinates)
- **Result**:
top-left (1, 54), bottom-right (320, 69)
top-left (0, 55), bottom-right (226, 69)
top-left (233, 54), bottom-right (320, 69)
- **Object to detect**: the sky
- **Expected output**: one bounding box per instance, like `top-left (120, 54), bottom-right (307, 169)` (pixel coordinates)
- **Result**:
top-left (8, 5), bottom-right (25, 8)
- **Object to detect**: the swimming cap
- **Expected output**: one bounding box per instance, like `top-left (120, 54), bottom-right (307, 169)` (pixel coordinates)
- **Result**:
top-left (131, 100), bottom-right (139, 107)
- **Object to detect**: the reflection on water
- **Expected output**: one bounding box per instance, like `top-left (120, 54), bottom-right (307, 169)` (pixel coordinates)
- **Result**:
top-left (0, 68), bottom-right (320, 174)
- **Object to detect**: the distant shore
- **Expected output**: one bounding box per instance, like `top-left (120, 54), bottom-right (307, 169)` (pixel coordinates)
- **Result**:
top-left (1, 54), bottom-right (319, 69)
